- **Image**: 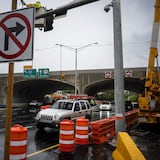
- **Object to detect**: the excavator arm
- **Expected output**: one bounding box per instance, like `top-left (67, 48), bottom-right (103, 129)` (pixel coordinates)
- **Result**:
top-left (138, 0), bottom-right (160, 123)
top-left (145, 0), bottom-right (160, 90)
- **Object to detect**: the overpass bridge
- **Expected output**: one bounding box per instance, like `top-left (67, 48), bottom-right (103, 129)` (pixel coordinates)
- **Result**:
top-left (0, 67), bottom-right (146, 104)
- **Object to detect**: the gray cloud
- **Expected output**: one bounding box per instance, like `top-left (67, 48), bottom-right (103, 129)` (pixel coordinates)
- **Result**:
top-left (0, 0), bottom-right (158, 73)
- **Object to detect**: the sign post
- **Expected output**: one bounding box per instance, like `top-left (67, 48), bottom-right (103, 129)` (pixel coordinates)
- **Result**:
top-left (4, 63), bottom-right (14, 160)
top-left (4, 1), bottom-right (16, 159)
top-left (2, 1), bottom-right (34, 159)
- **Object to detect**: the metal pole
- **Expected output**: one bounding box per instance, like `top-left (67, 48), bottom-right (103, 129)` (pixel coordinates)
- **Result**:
top-left (56, 44), bottom-right (63, 80)
top-left (60, 45), bottom-right (62, 79)
top-left (75, 49), bottom-right (78, 95)
top-left (113, 0), bottom-right (125, 134)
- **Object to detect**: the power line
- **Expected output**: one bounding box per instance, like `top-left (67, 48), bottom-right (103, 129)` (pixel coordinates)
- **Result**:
top-left (34, 41), bottom-right (160, 52)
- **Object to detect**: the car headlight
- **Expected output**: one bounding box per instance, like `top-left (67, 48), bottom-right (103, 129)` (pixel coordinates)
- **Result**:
top-left (54, 114), bottom-right (59, 120)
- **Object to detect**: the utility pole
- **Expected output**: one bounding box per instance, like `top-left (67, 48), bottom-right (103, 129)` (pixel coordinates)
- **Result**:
top-left (113, 0), bottom-right (125, 134)
top-left (4, 1), bottom-right (16, 159)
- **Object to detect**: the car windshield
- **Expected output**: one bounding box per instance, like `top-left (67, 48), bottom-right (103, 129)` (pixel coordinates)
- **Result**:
top-left (51, 101), bottom-right (73, 110)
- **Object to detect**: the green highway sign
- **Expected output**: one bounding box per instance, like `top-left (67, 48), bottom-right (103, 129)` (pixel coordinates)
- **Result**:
top-left (23, 69), bottom-right (37, 78)
top-left (38, 68), bottom-right (50, 78)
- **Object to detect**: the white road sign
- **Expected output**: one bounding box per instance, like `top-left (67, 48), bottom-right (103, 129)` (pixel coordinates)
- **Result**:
top-left (0, 7), bottom-right (34, 62)
top-left (105, 71), bottom-right (112, 79)
top-left (125, 70), bottom-right (133, 77)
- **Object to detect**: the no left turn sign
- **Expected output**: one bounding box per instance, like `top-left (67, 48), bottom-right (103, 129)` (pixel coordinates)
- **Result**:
top-left (0, 7), bottom-right (34, 62)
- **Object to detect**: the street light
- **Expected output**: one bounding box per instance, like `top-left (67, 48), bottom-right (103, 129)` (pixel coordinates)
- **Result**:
top-left (56, 44), bottom-right (63, 80)
top-left (56, 42), bottom-right (98, 95)
top-left (104, 0), bottom-right (125, 134)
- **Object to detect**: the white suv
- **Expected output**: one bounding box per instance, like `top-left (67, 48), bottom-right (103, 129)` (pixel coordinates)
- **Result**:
top-left (35, 99), bottom-right (92, 129)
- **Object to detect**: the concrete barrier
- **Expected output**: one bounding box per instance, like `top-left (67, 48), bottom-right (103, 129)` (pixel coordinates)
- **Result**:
top-left (112, 132), bottom-right (146, 160)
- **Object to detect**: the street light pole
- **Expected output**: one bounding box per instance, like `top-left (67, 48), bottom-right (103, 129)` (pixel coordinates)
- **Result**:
top-left (56, 42), bottom-right (98, 95)
top-left (75, 48), bottom-right (78, 95)
top-left (56, 44), bottom-right (63, 79)
top-left (104, 0), bottom-right (125, 135)
top-left (113, 0), bottom-right (125, 134)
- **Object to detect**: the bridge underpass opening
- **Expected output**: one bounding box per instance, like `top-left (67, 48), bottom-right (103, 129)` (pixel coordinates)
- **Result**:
top-left (13, 79), bottom-right (75, 103)
top-left (84, 78), bottom-right (144, 97)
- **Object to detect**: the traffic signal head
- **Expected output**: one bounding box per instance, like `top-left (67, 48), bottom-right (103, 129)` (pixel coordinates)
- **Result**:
top-left (60, 73), bottom-right (65, 81)
top-left (44, 12), bottom-right (54, 32)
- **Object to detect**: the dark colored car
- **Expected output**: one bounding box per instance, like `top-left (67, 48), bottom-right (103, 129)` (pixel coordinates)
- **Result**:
top-left (125, 100), bottom-right (133, 112)
top-left (0, 104), bottom-right (5, 108)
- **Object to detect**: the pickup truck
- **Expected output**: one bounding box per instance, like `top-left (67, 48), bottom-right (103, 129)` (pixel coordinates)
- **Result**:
top-left (35, 99), bottom-right (92, 129)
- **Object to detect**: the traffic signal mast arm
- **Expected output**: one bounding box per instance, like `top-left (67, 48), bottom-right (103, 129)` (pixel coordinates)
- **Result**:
top-left (35, 0), bottom-right (101, 20)
top-left (21, 0), bottom-right (101, 31)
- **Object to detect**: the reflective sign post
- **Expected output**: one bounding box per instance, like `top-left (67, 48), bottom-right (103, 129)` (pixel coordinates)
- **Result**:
top-left (4, 63), bottom-right (14, 160)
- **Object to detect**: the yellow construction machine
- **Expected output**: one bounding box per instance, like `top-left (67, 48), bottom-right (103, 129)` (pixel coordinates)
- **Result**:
top-left (138, 0), bottom-right (160, 123)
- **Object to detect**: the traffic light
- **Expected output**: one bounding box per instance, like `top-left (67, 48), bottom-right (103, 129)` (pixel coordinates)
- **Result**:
top-left (60, 73), bottom-right (65, 81)
top-left (44, 11), bottom-right (54, 32)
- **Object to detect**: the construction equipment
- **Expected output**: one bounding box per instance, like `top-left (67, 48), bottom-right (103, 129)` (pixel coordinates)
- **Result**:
top-left (138, 0), bottom-right (160, 123)
top-left (20, 0), bottom-right (42, 9)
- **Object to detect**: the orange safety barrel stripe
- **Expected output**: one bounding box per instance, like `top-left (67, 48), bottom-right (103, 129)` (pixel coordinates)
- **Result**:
top-left (60, 122), bottom-right (74, 130)
top-left (59, 144), bottom-right (75, 152)
top-left (60, 134), bottom-right (74, 140)
top-left (76, 120), bottom-right (88, 126)
top-left (76, 130), bottom-right (88, 135)
top-left (10, 145), bottom-right (27, 154)
top-left (11, 124), bottom-right (27, 141)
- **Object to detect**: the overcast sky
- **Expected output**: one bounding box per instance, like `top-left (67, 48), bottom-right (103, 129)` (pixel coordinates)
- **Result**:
top-left (0, 0), bottom-right (157, 73)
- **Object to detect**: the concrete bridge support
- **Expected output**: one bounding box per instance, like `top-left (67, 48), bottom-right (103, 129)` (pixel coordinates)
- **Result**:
top-left (0, 68), bottom-right (146, 104)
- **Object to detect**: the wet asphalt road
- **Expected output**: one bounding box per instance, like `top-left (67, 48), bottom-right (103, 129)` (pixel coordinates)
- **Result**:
top-left (0, 107), bottom-right (114, 160)
top-left (0, 106), bottom-right (160, 160)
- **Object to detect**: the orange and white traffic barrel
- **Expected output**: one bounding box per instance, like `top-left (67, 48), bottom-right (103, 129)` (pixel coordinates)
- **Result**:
top-left (10, 124), bottom-right (28, 160)
top-left (59, 119), bottom-right (75, 153)
top-left (75, 118), bottom-right (89, 145)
